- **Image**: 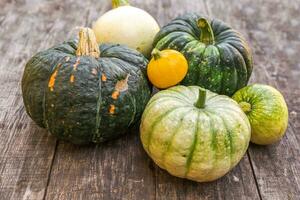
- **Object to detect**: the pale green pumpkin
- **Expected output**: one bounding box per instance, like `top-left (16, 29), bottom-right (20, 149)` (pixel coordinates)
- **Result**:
top-left (140, 85), bottom-right (251, 182)
top-left (232, 84), bottom-right (289, 145)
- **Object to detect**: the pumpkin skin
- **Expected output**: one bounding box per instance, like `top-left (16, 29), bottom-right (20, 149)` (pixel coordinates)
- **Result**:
top-left (153, 13), bottom-right (253, 96)
top-left (232, 84), bottom-right (289, 145)
top-left (147, 49), bottom-right (188, 89)
top-left (22, 30), bottom-right (151, 145)
top-left (140, 86), bottom-right (251, 182)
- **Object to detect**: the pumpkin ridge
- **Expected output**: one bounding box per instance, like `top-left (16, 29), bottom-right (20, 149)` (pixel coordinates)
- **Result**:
top-left (202, 111), bottom-right (218, 173)
top-left (221, 43), bottom-right (243, 92)
top-left (127, 95), bottom-right (137, 126)
top-left (93, 69), bottom-right (103, 143)
top-left (102, 55), bottom-right (145, 72)
top-left (216, 45), bottom-right (237, 95)
top-left (107, 58), bottom-right (140, 76)
top-left (219, 115), bottom-right (233, 167)
top-left (153, 20), bottom-right (196, 46)
top-left (196, 46), bottom-right (221, 91)
top-left (156, 32), bottom-right (187, 50)
top-left (158, 23), bottom-right (197, 38)
top-left (168, 87), bottom-right (194, 101)
top-left (207, 107), bottom-right (250, 155)
top-left (43, 57), bottom-right (67, 128)
top-left (102, 59), bottom-right (140, 125)
top-left (150, 95), bottom-right (190, 105)
top-left (184, 111), bottom-right (200, 177)
top-left (211, 19), bottom-right (231, 36)
top-left (141, 97), bottom-right (188, 121)
top-left (161, 109), bottom-right (193, 169)
top-left (196, 45), bottom-right (224, 93)
top-left (225, 43), bottom-right (248, 86)
top-left (226, 40), bottom-right (252, 79)
top-left (167, 35), bottom-right (195, 52)
top-left (146, 107), bottom-right (187, 153)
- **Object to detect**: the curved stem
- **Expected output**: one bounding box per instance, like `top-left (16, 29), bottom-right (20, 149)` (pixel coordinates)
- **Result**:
top-left (151, 48), bottom-right (161, 60)
top-left (198, 18), bottom-right (215, 45)
top-left (112, 0), bottom-right (129, 8)
top-left (76, 27), bottom-right (100, 58)
top-left (239, 102), bottom-right (252, 113)
top-left (195, 88), bottom-right (206, 109)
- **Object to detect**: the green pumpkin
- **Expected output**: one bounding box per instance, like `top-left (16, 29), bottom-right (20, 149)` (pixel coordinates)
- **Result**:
top-left (232, 84), bottom-right (289, 145)
top-left (153, 14), bottom-right (253, 96)
top-left (22, 28), bottom-right (151, 145)
top-left (140, 85), bottom-right (251, 182)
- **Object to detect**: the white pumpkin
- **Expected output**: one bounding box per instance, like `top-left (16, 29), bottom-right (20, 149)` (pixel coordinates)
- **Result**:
top-left (92, 0), bottom-right (160, 57)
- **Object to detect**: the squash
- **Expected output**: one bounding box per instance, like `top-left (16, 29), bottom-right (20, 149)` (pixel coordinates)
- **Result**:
top-left (147, 49), bottom-right (188, 89)
top-left (153, 14), bottom-right (253, 96)
top-left (140, 85), bottom-right (251, 182)
top-left (232, 84), bottom-right (289, 145)
top-left (22, 28), bottom-right (151, 145)
top-left (92, 0), bottom-right (160, 57)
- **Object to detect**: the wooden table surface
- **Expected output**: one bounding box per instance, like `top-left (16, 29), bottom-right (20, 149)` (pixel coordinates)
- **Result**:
top-left (0, 0), bottom-right (299, 199)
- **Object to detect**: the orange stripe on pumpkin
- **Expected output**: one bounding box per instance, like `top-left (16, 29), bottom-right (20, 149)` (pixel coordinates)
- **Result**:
top-left (101, 74), bottom-right (107, 82)
top-left (70, 75), bottom-right (75, 83)
top-left (48, 63), bottom-right (62, 91)
top-left (109, 104), bottom-right (116, 114)
top-left (111, 91), bottom-right (120, 100)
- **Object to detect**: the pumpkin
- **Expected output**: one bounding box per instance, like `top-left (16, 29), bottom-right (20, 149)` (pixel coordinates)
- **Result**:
top-left (153, 14), bottom-right (253, 96)
top-left (22, 28), bottom-right (151, 145)
top-left (92, 0), bottom-right (160, 57)
top-left (147, 49), bottom-right (188, 89)
top-left (232, 84), bottom-right (289, 145)
top-left (140, 85), bottom-right (251, 182)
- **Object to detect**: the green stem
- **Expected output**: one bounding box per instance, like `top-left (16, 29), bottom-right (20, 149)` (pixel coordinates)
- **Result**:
top-left (239, 102), bottom-right (252, 113)
top-left (112, 0), bottom-right (129, 8)
top-left (151, 48), bottom-right (161, 60)
top-left (198, 18), bottom-right (215, 45)
top-left (195, 88), bottom-right (206, 109)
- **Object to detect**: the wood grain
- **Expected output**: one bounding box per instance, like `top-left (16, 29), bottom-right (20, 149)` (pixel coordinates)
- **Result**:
top-left (205, 0), bottom-right (300, 199)
top-left (0, 0), bottom-right (101, 199)
top-left (0, 0), bottom-right (299, 200)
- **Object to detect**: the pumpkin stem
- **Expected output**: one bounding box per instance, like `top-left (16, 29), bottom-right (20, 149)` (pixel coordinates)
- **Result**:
top-left (76, 27), bottom-right (100, 58)
top-left (239, 102), bottom-right (252, 113)
top-left (198, 18), bottom-right (215, 45)
top-left (151, 48), bottom-right (161, 60)
top-left (195, 88), bottom-right (206, 109)
top-left (112, 0), bottom-right (129, 8)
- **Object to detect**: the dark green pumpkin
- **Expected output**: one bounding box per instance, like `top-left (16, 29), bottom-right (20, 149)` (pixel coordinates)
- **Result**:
top-left (22, 28), bottom-right (151, 145)
top-left (153, 13), bottom-right (253, 96)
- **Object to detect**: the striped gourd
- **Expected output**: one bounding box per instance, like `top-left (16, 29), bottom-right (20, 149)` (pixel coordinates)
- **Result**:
top-left (140, 85), bottom-right (251, 182)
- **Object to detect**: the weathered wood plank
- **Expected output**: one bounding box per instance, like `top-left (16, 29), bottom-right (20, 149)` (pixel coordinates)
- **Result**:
top-left (0, 0), bottom-right (96, 199)
top-left (206, 0), bottom-right (300, 199)
top-left (45, 126), bottom-right (156, 200)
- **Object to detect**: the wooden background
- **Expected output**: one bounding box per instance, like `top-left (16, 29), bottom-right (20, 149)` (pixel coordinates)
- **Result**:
top-left (0, 0), bottom-right (299, 199)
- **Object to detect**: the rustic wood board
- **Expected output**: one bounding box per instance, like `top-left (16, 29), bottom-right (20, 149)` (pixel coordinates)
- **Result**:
top-left (0, 0), bottom-right (299, 200)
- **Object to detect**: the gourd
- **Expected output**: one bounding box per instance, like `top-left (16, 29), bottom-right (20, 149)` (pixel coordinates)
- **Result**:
top-left (153, 14), bottom-right (253, 96)
top-left (140, 85), bottom-right (251, 182)
top-left (147, 49), bottom-right (188, 89)
top-left (232, 84), bottom-right (289, 145)
top-left (93, 0), bottom-right (160, 57)
top-left (22, 28), bottom-right (151, 145)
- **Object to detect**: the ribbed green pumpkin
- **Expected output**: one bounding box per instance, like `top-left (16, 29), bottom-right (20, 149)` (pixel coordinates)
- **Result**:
top-left (22, 28), bottom-right (151, 145)
top-left (232, 84), bottom-right (289, 145)
top-left (153, 14), bottom-right (253, 96)
top-left (140, 86), bottom-right (251, 182)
